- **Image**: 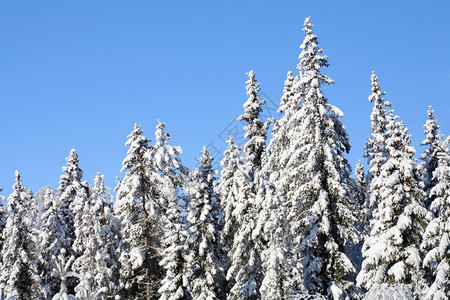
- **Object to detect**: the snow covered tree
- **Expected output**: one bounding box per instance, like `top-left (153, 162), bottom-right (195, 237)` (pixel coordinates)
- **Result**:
top-left (420, 106), bottom-right (445, 209)
top-left (73, 173), bottom-right (120, 299)
top-left (184, 147), bottom-right (221, 300)
top-left (279, 70), bottom-right (299, 117)
top-left (38, 187), bottom-right (67, 298)
top-left (115, 123), bottom-right (163, 300)
top-left (354, 160), bottom-right (367, 208)
top-left (55, 149), bottom-right (90, 295)
top-left (116, 121), bottom-right (187, 300)
top-left (353, 159), bottom-right (368, 240)
top-left (421, 136), bottom-right (450, 299)
top-left (255, 68), bottom-right (303, 299)
top-left (217, 136), bottom-right (247, 298)
top-left (364, 71), bottom-right (392, 185)
top-left (151, 120), bottom-right (188, 209)
top-left (158, 178), bottom-right (191, 300)
top-left (223, 70), bottom-right (271, 300)
top-left (0, 188), bottom-right (6, 266)
top-left (291, 17), bottom-right (358, 298)
top-left (218, 136), bottom-right (244, 259)
top-left (257, 180), bottom-right (291, 300)
top-left (263, 17), bottom-right (358, 298)
top-left (1, 171), bottom-right (42, 299)
top-left (236, 70), bottom-right (269, 175)
top-left (357, 116), bottom-right (428, 298)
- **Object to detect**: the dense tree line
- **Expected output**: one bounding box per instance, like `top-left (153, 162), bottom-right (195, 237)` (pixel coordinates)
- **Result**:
top-left (0, 17), bottom-right (448, 300)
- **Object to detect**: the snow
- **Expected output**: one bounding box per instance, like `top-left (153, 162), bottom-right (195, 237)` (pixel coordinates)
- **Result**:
top-left (364, 283), bottom-right (413, 300)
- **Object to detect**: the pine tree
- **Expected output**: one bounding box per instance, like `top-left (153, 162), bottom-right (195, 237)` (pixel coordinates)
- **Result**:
top-left (224, 71), bottom-right (270, 300)
top-left (264, 17), bottom-right (357, 298)
top-left (256, 68), bottom-right (303, 298)
top-left (155, 121), bottom-right (191, 300)
top-left (421, 136), bottom-right (450, 299)
top-left (420, 106), bottom-right (444, 209)
top-left (56, 149), bottom-right (89, 295)
top-left (115, 123), bottom-right (163, 300)
top-left (355, 159), bottom-right (367, 208)
top-left (357, 116), bottom-right (428, 297)
top-left (158, 182), bottom-right (191, 300)
top-left (218, 136), bottom-right (246, 298)
top-left (116, 122), bottom-right (187, 300)
top-left (364, 71), bottom-right (392, 185)
top-left (184, 147), bottom-right (220, 300)
top-left (1, 171), bottom-right (42, 299)
top-left (0, 187), bottom-right (6, 268)
top-left (236, 70), bottom-right (269, 174)
top-left (38, 187), bottom-right (67, 298)
top-left (293, 17), bottom-right (357, 298)
top-left (73, 173), bottom-right (120, 299)
top-left (58, 149), bottom-right (86, 258)
top-left (258, 180), bottom-right (290, 300)
top-left (218, 136), bottom-right (244, 258)
top-left (151, 120), bottom-right (188, 210)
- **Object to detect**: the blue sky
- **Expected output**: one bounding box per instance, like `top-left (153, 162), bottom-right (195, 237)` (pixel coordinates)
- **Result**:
top-left (0, 1), bottom-right (449, 196)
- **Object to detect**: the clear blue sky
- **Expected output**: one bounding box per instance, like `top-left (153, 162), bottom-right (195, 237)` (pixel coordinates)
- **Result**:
top-left (1, 1), bottom-right (449, 197)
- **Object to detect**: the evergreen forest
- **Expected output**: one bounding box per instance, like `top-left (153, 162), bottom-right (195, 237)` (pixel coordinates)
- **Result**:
top-left (0, 17), bottom-right (448, 300)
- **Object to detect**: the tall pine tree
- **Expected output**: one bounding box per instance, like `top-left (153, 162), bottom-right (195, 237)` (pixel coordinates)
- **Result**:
top-left (1, 171), bottom-right (42, 299)
top-left (421, 134), bottom-right (450, 299)
top-left (420, 106), bottom-right (444, 209)
top-left (226, 70), bottom-right (269, 300)
top-left (115, 124), bottom-right (163, 300)
top-left (364, 72), bottom-right (392, 186)
top-left (38, 187), bottom-right (66, 298)
top-left (185, 147), bottom-right (221, 300)
top-left (357, 114), bottom-right (428, 297)
top-left (73, 173), bottom-right (120, 299)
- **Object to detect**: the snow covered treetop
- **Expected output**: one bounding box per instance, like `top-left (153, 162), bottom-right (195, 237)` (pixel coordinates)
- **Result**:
top-left (199, 146), bottom-right (213, 171)
top-left (237, 70), bottom-right (265, 124)
top-left (302, 16), bottom-right (314, 36)
top-left (59, 149), bottom-right (84, 189)
top-left (297, 17), bottom-right (333, 87)
top-left (156, 120), bottom-right (172, 146)
top-left (369, 71), bottom-right (390, 106)
top-left (13, 170), bottom-right (21, 188)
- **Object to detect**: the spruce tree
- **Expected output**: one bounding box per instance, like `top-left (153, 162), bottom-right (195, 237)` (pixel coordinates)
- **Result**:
top-left (357, 115), bottom-right (428, 297)
top-left (116, 122), bottom-right (187, 300)
top-left (258, 180), bottom-right (290, 300)
top-left (355, 160), bottom-right (367, 208)
top-left (185, 147), bottom-right (220, 300)
top-left (224, 70), bottom-right (270, 300)
top-left (1, 171), bottom-right (42, 299)
top-left (158, 181), bottom-right (191, 300)
top-left (0, 188), bottom-right (6, 270)
top-left (73, 173), bottom-right (120, 298)
top-left (115, 123), bottom-right (163, 300)
top-left (256, 69), bottom-right (303, 298)
top-left (263, 17), bottom-right (358, 298)
top-left (154, 121), bottom-right (190, 299)
top-left (293, 17), bottom-right (357, 298)
top-left (58, 149), bottom-right (86, 257)
top-left (421, 135), bottom-right (450, 299)
top-left (420, 106), bottom-right (444, 209)
top-left (218, 136), bottom-right (245, 297)
top-left (151, 120), bottom-right (188, 209)
top-left (364, 71), bottom-right (392, 185)
top-left (38, 187), bottom-right (66, 298)
top-left (219, 136), bottom-right (244, 256)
